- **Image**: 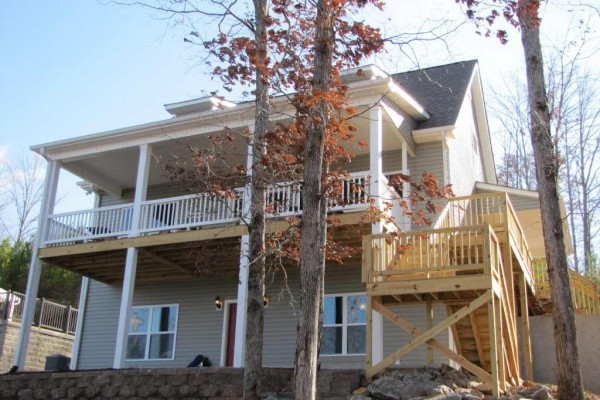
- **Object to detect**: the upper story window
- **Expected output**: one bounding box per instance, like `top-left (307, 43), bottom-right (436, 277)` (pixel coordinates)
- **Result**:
top-left (321, 293), bottom-right (367, 355)
top-left (126, 304), bottom-right (178, 361)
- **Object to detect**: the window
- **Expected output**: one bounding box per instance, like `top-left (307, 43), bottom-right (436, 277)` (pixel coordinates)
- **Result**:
top-left (126, 304), bottom-right (178, 360)
top-left (321, 294), bottom-right (367, 355)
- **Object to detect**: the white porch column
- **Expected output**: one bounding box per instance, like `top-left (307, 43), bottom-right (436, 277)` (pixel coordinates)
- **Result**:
top-left (401, 140), bottom-right (411, 232)
top-left (13, 160), bottom-right (60, 370)
top-left (234, 235), bottom-right (250, 367)
top-left (370, 106), bottom-right (385, 233)
top-left (113, 144), bottom-right (151, 368)
top-left (233, 141), bottom-right (253, 367)
top-left (70, 277), bottom-right (89, 370)
top-left (369, 106), bottom-right (384, 364)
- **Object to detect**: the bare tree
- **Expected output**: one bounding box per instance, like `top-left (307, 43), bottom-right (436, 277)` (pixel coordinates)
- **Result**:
top-left (0, 153), bottom-right (44, 242)
top-left (488, 26), bottom-right (600, 275)
top-left (517, 1), bottom-right (584, 397)
top-left (564, 72), bottom-right (600, 276)
top-left (488, 75), bottom-right (537, 190)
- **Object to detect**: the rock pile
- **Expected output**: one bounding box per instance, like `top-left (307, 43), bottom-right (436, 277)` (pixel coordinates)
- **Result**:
top-left (349, 366), bottom-right (554, 400)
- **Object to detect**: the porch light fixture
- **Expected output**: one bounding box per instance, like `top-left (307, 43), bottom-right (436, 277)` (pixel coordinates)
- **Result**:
top-left (215, 296), bottom-right (223, 311)
top-left (263, 295), bottom-right (269, 308)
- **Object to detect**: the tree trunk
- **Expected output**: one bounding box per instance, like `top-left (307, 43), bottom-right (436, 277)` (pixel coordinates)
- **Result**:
top-left (244, 1), bottom-right (269, 398)
top-left (518, 2), bottom-right (584, 398)
top-left (293, 1), bottom-right (334, 399)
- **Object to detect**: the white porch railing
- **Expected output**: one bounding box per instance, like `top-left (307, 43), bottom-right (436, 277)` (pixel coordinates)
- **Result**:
top-left (44, 172), bottom-right (389, 246)
top-left (46, 204), bottom-right (134, 245)
top-left (139, 190), bottom-right (244, 234)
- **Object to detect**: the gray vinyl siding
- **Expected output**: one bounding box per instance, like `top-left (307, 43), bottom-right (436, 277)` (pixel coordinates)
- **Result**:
top-left (77, 280), bottom-right (121, 369)
top-left (77, 277), bottom-right (238, 369)
top-left (262, 264), bottom-right (367, 369)
top-left (99, 183), bottom-right (190, 207)
top-left (448, 91), bottom-right (485, 197)
top-left (407, 142), bottom-right (447, 230)
top-left (77, 264), bottom-right (452, 370)
top-left (408, 142), bottom-right (444, 182)
top-left (475, 188), bottom-right (540, 211)
top-left (337, 151), bottom-right (404, 175)
top-left (506, 194), bottom-right (539, 211)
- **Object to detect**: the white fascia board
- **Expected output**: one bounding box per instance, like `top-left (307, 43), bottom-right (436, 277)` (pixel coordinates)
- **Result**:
top-left (412, 125), bottom-right (456, 143)
top-left (475, 182), bottom-right (539, 199)
top-left (385, 80), bottom-right (430, 121)
top-left (345, 77), bottom-right (429, 122)
top-left (30, 104), bottom-right (258, 162)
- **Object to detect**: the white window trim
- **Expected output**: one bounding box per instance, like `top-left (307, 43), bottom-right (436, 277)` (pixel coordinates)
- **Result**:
top-left (125, 303), bottom-right (179, 361)
top-left (321, 292), bottom-right (367, 357)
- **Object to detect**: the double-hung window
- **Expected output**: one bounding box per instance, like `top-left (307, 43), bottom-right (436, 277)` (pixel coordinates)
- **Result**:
top-left (126, 304), bottom-right (178, 360)
top-left (321, 294), bottom-right (367, 355)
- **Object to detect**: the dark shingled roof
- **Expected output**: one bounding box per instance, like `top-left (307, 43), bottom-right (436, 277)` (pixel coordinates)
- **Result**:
top-left (392, 60), bottom-right (478, 130)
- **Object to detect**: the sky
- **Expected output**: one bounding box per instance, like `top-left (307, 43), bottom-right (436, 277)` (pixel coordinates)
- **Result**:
top-left (0, 0), bottom-right (597, 220)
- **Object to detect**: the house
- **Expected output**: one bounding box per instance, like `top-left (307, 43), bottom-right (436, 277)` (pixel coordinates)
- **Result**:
top-left (14, 60), bottom-right (599, 396)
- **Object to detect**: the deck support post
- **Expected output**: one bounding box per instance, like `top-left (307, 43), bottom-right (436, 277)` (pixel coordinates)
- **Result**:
top-left (518, 273), bottom-right (533, 381)
top-left (369, 105), bottom-right (384, 365)
top-left (488, 293), bottom-right (500, 397)
top-left (426, 295), bottom-right (434, 365)
top-left (13, 160), bottom-right (60, 370)
top-left (113, 144), bottom-right (152, 368)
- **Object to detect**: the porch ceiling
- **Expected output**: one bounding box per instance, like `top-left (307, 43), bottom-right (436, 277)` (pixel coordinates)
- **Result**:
top-left (42, 219), bottom-right (370, 285)
top-left (60, 107), bottom-right (405, 197)
top-left (44, 237), bottom-right (243, 285)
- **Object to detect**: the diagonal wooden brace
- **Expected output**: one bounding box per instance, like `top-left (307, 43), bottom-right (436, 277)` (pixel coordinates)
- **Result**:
top-left (369, 291), bottom-right (493, 384)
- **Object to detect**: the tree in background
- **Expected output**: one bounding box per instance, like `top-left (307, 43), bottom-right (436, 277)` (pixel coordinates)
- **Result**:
top-left (488, 74), bottom-right (537, 190)
top-left (0, 153), bottom-right (44, 243)
top-left (0, 153), bottom-right (82, 307)
top-left (0, 239), bottom-right (81, 306)
top-left (488, 24), bottom-right (600, 277)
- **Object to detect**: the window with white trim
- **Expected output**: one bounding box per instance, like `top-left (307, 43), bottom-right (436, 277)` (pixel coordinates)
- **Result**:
top-left (321, 294), bottom-right (367, 355)
top-left (126, 304), bottom-right (178, 360)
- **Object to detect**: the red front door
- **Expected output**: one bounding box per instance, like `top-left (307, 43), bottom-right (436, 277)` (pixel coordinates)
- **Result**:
top-left (225, 303), bottom-right (237, 367)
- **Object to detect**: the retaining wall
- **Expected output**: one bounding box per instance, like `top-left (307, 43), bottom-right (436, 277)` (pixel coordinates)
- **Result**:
top-left (0, 321), bottom-right (74, 372)
top-left (0, 367), bottom-right (362, 400)
top-left (527, 314), bottom-right (600, 394)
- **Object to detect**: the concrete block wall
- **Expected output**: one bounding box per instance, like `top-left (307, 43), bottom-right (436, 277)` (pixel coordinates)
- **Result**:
top-left (526, 314), bottom-right (600, 395)
top-left (0, 321), bottom-right (74, 372)
top-left (0, 367), bottom-right (363, 400)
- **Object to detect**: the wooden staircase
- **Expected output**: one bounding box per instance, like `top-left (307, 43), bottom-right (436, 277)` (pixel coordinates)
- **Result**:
top-left (362, 193), bottom-right (536, 397)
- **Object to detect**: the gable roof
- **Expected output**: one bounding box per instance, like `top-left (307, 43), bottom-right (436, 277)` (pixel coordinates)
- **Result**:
top-left (392, 60), bottom-right (478, 130)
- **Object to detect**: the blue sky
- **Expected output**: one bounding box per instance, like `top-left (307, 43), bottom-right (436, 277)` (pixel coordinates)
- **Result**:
top-left (1, 1), bottom-right (226, 212)
top-left (0, 0), bottom-right (595, 216)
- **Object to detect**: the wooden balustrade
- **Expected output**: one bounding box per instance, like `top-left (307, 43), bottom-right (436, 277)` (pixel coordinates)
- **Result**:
top-left (533, 259), bottom-right (599, 314)
top-left (363, 226), bottom-right (490, 284)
